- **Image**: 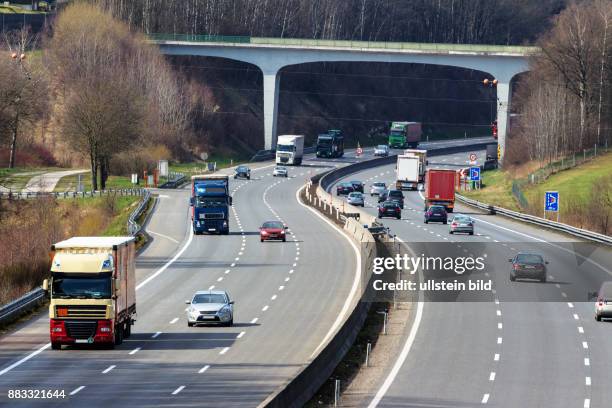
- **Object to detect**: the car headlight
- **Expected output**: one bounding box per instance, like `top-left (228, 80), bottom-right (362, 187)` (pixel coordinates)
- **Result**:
top-left (220, 305), bottom-right (231, 314)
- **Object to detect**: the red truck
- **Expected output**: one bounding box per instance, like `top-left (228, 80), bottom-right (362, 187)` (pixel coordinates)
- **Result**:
top-left (424, 169), bottom-right (455, 212)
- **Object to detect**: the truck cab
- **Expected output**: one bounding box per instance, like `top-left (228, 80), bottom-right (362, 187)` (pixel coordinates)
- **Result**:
top-left (389, 122), bottom-right (422, 149)
top-left (276, 135), bottom-right (304, 165)
top-left (191, 175), bottom-right (232, 235)
top-left (316, 130), bottom-right (344, 158)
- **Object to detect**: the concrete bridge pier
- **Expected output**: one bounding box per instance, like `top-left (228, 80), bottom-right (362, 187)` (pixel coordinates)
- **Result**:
top-left (262, 68), bottom-right (280, 150)
top-left (496, 81), bottom-right (512, 166)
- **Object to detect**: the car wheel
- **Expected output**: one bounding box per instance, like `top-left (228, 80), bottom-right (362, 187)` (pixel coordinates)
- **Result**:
top-left (260, 238), bottom-right (264, 242)
top-left (596, 314), bottom-right (602, 322)
top-left (226, 319), bottom-right (234, 327)
top-left (469, 231), bottom-right (474, 235)
top-left (396, 215), bottom-right (401, 219)
top-left (188, 322), bottom-right (194, 327)
top-left (449, 230), bottom-right (453, 234)
top-left (443, 221), bottom-right (447, 225)
top-left (510, 274), bottom-right (516, 282)
top-left (424, 220), bottom-right (428, 224)
top-left (282, 237), bottom-right (286, 242)
top-left (51, 342), bottom-right (61, 350)
top-left (540, 275), bottom-right (547, 283)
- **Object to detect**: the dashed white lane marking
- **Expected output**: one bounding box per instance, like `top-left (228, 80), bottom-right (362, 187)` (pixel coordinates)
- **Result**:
top-left (279, 286), bottom-right (285, 291)
top-left (494, 353), bottom-right (500, 361)
top-left (0, 343), bottom-right (50, 376)
top-left (584, 358), bottom-right (590, 366)
top-left (568, 302), bottom-right (574, 308)
top-left (584, 399), bottom-right (591, 408)
top-left (102, 365), bottom-right (116, 374)
top-left (230, 263), bottom-right (236, 267)
top-left (172, 385), bottom-right (185, 395)
top-left (497, 323), bottom-right (503, 329)
top-left (578, 327), bottom-right (584, 333)
top-left (573, 314), bottom-right (579, 320)
top-left (285, 277), bottom-right (290, 282)
top-left (70, 386), bottom-right (85, 396)
top-left (289, 269), bottom-right (294, 274)
top-left (585, 377), bottom-right (591, 386)
top-left (271, 295), bottom-right (277, 301)
top-left (583, 341), bottom-right (589, 349)
top-left (217, 277), bottom-right (223, 282)
top-left (496, 310), bottom-right (502, 316)
top-left (237, 331), bottom-right (246, 339)
top-left (219, 347), bottom-right (230, 355)
top-left (129, 347), bottom-right (141, 355)
top-left (152, 332), bottom-right (162, 339)
top-left (250, 318), bottom-right (258, 324)
top-left (497, 337), bottom-right (503, 344)
top-left (208, 285), bottom-right (215, 290)
top-left (146, 229), bottom-right (180, 244)
top-left (170, 318), bottom-right (179, 324)
top-left (225, 270), bottom-right (230, 274)
top-left (481, 393), bottom-right (490, 404)
top-left (198, 365), bottom-right (210, 374)
top-left (262, 305), bottom-right (269, 312)
top-left (489, 372), bottom-right (496, 381)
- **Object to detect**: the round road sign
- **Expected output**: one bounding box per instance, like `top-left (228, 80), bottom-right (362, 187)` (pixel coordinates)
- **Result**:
top-left (469, 153), bottom-right (477, 162)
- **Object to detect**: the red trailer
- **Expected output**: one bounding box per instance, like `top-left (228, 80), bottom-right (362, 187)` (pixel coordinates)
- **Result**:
top-left (424, 169), bottom-right (456, 212)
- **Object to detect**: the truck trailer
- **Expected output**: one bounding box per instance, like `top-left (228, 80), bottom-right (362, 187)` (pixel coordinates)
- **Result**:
top-left (388, 122), bottom-right (422, 149)
top-left (396, 155), bottom-right (421, 190)
top-left (424, 169), bottom-right (456, 212)
top-left (316, 130), bottom-right (344, 158)
top-left (276, 135), bottom-right (305, 165)
top-left (403, 149), bottom-right (427, 184)
top-left (44, 237), bottom-right (136, 349)
top-left (191, 175), bottom-right (232, 235)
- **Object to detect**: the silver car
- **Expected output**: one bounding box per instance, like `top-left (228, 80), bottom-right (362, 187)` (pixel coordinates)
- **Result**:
top-left (374, 145), bottom-right (389, 157)
top-left (595, 282), bottom-right (612, 321)
top-left (449, 214), bottom-right (474, 235)
top-left (347, 192), bottom-right (365, 207)
top-left (186, 290), bottom-right (234, 327)
top-left (370, 182), bottom-right (386, 196)
top-left (273, 166), bottom-right (288, 177)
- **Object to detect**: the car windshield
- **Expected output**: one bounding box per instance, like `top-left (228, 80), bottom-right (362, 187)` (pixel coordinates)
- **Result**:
top-left (193, 293), bottom-right (227, 304)
top-left (349, 193), bottom-right (362, 198)
top-left (236, 166), bottom-right (248, 172)
top-left (384, 202), bottom-right (398, 208)
top-left (454, 216), bottom-right (470, 222)
top-left (430, 206), bottom-right (445, 212)
top-left (263, 221), bottom-right (284, 229)
top-left (341, 183), bottom-right (353, 187)
top-left (52, 274), bottom-right (111, 299)
top-left (351, 181), bottom-right (362, 185)
top-left (377, 145), bottom-right (387, 150)
top-left (373, 182), bottom-right (385, 187)
top-left (195, 196), bottom-right (227, 207)
top-left (275, 167), bottom-right (286, 171)
top-left (389, 191), bottom-right (403, 197)
top-left (516, 254), bottom-right (544, 264)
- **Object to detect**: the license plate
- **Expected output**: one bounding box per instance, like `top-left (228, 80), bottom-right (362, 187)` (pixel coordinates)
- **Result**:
top-left (208, 228), bottom-right (216, 231)
top-left (200, 315), bottom-right (215, 320)
top-left (75, 339), bottom-right (92, 344)
top-left (524, 265), bottom-right (535, 269)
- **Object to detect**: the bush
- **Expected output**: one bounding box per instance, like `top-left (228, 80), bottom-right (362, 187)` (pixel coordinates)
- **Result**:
top-left (109, 144), bottom-right (171, 175)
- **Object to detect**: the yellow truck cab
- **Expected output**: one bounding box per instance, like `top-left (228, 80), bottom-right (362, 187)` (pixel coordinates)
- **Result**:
top-left (44, 237), bottom-right (136, 350)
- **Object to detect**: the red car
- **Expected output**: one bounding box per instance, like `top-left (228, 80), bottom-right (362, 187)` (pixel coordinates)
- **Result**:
top-left (260, 221), bottom-right (287, 242)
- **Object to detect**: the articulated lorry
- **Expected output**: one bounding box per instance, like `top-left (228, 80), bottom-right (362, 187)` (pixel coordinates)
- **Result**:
top-left (316, 130), bottom-right (344, 158)
top-left (191, 175), bottom-right (232, 235)
top-left (396, 155), bottom-right (421, 190)
top-left (483, 143), bottom-right (498, 170)
top-left (424, 169), bottom-right (456, 212)
top-left (44, 237), bottom-right (136, 349)
top-left (276, 135), bottom-right (304, 165)
top-left (388, 122), bottom-right (422, 149)
top-left (403, 149), bottom-right (427, 184)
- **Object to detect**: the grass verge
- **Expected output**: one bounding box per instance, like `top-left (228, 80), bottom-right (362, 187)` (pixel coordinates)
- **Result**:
top-left (54, 173), bottom-right (134, 192)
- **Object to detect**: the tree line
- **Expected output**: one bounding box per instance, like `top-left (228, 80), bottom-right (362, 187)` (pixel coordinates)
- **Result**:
top-left (94, 0), bottom-right (564, 45)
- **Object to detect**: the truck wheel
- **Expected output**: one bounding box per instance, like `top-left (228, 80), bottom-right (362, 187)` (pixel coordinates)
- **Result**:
top-left (51, 342), bottom-right (61, 350)
top-left (114, 325), bottom-right (123, 346)
top-left (124, 322), bottom-right (131, 338)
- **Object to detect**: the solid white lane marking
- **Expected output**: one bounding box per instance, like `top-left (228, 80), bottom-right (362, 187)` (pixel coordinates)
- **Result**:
top-left (70, 386), bottom-right (85, 396)
top-left (102, 365), bottom-right (116, 374)
top-left (489, 372), bottom-right (496, 381)
top-left (152, 332), bottom-right (162, 339)
top-left (481, 394), bottom-right (489, 404)
top-left (170, 318), bottom-right (179, 324)
top-left (199, 365), bottom-right (210, 374)
top-left (237, 331), bottom-right (246, 339)
top-left (172, 386), bottom-right (185, 395)
top-left (219, 347), bottom-right (230, 355)
top-left (146, 229), bottom-right (180, 244)
top-left (129, 347), bottom-right (141, 355)
top-left (0, 343), bottom-right (50, 377)
top-left (250, 318), bottom-right (258, 324)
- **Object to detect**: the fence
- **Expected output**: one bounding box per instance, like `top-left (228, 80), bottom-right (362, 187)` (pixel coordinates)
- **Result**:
top-left (0, 188), bottom-right (147, 200)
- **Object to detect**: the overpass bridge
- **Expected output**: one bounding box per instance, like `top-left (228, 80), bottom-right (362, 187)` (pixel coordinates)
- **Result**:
top-left (151, 34), bottom-right (539, 163)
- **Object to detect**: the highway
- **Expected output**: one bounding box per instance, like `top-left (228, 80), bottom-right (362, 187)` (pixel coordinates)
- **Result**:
top-left (328, 149), bottom-right (612, 408)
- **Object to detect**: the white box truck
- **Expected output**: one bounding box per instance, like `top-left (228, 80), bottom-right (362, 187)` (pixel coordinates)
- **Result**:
top-left (396, 155), bottom-right (421, 190)
top-left (403, 149), bottom-right (427, 183)
top-left (276, 135), bottom-right (304, 165)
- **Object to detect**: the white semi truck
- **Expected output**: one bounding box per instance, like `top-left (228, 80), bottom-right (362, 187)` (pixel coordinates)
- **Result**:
top-left (276, 135), bottom-right (304, 165)
top-left (396, 154), bottom-right (421, 190)
top-left (403, 149), bottom-right (427, 184)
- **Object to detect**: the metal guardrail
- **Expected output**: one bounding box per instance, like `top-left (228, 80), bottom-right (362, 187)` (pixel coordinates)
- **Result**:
top-left (456, 194), bottom-right (612, 245)
top-left (159, 172), bottom-right (186, 188)
top-left (128, 189), bottom-right (152, 236)
top-left (0, 188), bottom-right (147, 200)
top-left (0, 287), bottom-right (45, 326)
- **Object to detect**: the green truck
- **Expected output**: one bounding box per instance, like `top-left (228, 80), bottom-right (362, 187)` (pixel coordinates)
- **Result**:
top-left (388, 122), bottom-right (422, 149)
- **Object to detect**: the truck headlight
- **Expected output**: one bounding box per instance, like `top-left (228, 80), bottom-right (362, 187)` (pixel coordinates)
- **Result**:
top-left (223, 220), bottom-right (228, 227)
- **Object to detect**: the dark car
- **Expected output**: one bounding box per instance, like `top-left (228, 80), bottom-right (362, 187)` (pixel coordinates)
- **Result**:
top-left (509, 252), bottom-right (548, 282)
top-left (336, 182), bottom-right (355, 196)
top-left (260, 220), bottom-right (287, 242)
top-left (380, 189), bottom-right (404, 209)
top-left (424, 205), bottom-right (447, 224)
top-left (378, 200), bottom-right (402, 219)
top-left (350, 181), bottom-right (365, 193)
top-left (234, 165), bottom-right (251, 180)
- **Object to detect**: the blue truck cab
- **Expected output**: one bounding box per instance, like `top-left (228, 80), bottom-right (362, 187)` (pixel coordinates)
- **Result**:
top-left (190, 175), bottom-right (232, 235)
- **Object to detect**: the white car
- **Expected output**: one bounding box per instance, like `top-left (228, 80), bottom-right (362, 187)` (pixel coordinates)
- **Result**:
top-left (595, 282), bottom-right (612, 321)
top-left (273, 166), bottom-right (288, 177)
top-left (370, 182), bottom-right (386, 196)
top-left (374, 145), bottom-right (389, 157)
top-left (186, 290), bottom-right (234, 326)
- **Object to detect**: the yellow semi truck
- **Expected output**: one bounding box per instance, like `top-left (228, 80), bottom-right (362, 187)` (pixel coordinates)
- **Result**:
top-left (43, 237), bottom-right (136, 350)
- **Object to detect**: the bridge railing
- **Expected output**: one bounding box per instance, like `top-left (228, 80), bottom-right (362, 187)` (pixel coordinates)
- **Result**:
top-left (148, 33), bottom-right (250, 43)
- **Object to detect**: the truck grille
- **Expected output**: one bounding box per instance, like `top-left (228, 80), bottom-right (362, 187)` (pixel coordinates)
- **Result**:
top-left (203, 213), bottom-right (224, 219)
top-left (56, 305), bottom-right (106, 319)
top-left (65, 320), bottom-right (98, 340)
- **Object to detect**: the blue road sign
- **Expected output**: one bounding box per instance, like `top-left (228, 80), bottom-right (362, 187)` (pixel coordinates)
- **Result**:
top-left (470, 167), bottom-right (481, 181)
top-left (545, 191), bottom-right (559, 212)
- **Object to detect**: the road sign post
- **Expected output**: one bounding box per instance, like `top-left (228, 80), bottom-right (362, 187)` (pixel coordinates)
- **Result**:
top-left (544, 191), bottom-right (559, 221)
